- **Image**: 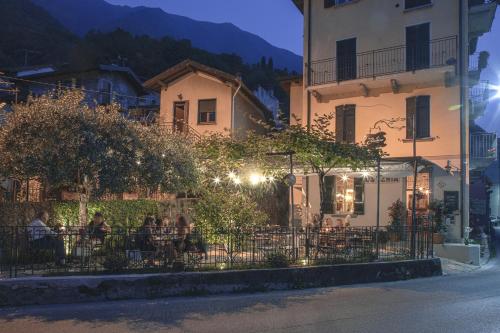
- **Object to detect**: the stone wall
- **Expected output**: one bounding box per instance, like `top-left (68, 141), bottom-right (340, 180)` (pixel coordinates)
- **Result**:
top-left (0, 259), bottom-right (442, 307)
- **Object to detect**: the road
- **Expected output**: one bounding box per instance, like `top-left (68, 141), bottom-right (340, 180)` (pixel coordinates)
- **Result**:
top-left (1, 229), bottom-right (499, 333)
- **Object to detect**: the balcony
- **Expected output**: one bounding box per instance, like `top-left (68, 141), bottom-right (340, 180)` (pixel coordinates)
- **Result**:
top-left (307, 36), bottom-right (458, 90)
top-left (470, 132), bottom-right (497, 164)
top-left (469, 0), bottom-right (498, 42)
top-left (470, 80), bottom-right (490, 119)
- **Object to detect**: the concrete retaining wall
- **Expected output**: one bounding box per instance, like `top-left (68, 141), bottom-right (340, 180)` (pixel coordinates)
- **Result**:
top-left (434, 243), bottom-right (481, 266)
top-left (0, 259), bottom-right (442, 307)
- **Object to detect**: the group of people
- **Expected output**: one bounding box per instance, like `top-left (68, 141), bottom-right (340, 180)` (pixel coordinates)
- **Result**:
top-left (136, 214), bottom-right (205, 263)
top-left (28, 210), bottom-right (111, 266)
top-left (27, 210), bottom-right (200, 266)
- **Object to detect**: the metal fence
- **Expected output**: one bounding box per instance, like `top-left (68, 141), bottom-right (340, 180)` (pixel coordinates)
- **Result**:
top-left (308, 36), bottom-right (457, 86)
top-left (0, 225), bottom-right (434, 278)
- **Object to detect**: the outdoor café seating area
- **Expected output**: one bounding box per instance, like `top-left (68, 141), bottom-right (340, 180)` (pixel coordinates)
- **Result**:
top-left (0, 224), bottom-right (434, 278)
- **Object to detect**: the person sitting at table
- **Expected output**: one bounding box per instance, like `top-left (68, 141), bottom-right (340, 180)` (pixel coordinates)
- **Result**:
top-left (28, 210), bottom-right (66, 266)
top-left (174, 214), bottom-right (190, 253)
top-left (155, 217), bottom-right (171, 235)
top-left (87, 212), bottom-right (111, 243)
top-left (137, 217), bottom-right (157, 254)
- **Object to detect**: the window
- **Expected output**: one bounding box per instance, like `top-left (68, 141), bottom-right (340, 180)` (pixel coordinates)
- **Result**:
top-left (325, 0), bottom-right (354, 8)
top-left (98, 79), bottom-right (112, 105)
top-left (337, 38), bottom-right (357, 81)
top-left (198, 99), bottom-right (216, 124)
top-left (407, 172), bottom-right (431, 211)
top-left (406, 23), bottom-right (430, 71)
top-left (405, 0), bottom-right (432, 10)
top-left (406, 96), bottom-right (430, 139)
top-left (324, 176), bottom-right (365, 215)
top-left (336, 104), bottom-right (356, 143)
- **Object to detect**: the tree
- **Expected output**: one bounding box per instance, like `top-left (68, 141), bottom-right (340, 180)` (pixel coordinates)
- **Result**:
top-left (194, 118), bottom-right (380, 226)
top-left (0, 89), bottom-right (197, 224)
top-left (269, 114), bottom-right (381, 223)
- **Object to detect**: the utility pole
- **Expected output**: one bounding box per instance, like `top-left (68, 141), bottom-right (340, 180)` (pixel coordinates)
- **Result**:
top-left (411, 110), bottom-right (418, 259)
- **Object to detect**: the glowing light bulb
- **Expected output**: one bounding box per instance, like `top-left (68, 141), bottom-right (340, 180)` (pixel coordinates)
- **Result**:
top-left (249, 173), bottom-right (261, 186)
top-left (342, 175), bottom-right (349, 182)
top-left (213, 177), bottom-right (221, 185)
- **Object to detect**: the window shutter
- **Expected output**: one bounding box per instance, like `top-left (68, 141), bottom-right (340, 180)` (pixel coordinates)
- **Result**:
top-left (324, 0), bottom-right (335, 8)
top-left (416, 96), bottom-right (430, 138)
top-left (336, 105), bottom-right (345, 142)
top-left (323, 176), bottom-right (335, 214)
top-left (344, 104), bottom-right (356, 143)
top-left (406, 97), bottom-right (416, 139)
top-left (353, 177), bottom-right (365, 215)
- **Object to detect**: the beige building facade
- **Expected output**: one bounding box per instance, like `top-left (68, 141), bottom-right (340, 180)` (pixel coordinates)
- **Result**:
top-left (287, 0), bottom-right (497, 241)
top-left (145, 60), bottom-right (271, 138)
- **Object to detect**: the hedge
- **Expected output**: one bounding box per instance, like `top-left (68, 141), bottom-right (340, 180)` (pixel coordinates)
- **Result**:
top-left (53, 200), bottom-right (164, 228)
top-left (0, 199), bottom-right (197, 227)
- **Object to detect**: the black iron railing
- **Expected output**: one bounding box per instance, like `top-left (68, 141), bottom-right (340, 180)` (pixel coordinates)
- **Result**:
top-left (0, 225), bottom-right (433, 278)
top-left (160, 122), bottom-right (201, 141)
top-left (307, 36), bottom-right (458, 86)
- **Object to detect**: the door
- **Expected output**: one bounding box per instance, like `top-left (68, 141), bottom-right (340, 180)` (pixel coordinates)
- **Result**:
top-left (406, 23), bottom-right (430, 71)
top-left (337, 38), bottom-right (357, 81)
top-left (173, 102), bottom-right (188, 133)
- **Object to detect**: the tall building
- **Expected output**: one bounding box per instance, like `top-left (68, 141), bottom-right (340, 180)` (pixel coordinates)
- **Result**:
top-left (285, 0), bottom-right (497, 241)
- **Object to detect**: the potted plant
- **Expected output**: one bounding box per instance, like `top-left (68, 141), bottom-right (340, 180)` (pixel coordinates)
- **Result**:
top-left (387, 200), bottom-right (405, 242)
top-left (429, 200), bottom-right (447, 244)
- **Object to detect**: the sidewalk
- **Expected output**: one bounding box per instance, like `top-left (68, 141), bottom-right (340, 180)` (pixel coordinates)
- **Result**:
top-left (440, 258), bottom-right (480, 276)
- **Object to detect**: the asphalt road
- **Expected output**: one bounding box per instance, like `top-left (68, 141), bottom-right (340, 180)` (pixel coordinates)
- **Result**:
top-left (1, 229), bottom-right (499, 333)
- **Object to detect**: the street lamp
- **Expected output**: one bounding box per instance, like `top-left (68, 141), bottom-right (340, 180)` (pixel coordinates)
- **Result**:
top-left (266, 151), bottom-right (296, 228)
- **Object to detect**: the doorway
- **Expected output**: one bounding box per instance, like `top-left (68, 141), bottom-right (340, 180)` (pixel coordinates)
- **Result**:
top-left (406, 23), bottom-right (430, 71)
top-left (337, 38), bottom-right (357, 82)
top-left (173, 102), bottom-right (189, 133)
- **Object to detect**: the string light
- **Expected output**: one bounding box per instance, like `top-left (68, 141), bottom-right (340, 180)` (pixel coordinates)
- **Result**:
top-left (361, 171), bottom-right (370, 178)
top-left (213, 177), bottom-right (221, 185)
top-left (342, 175), bottom-right (349, 182)
top-left (249, 173), bottom-right (261, 186)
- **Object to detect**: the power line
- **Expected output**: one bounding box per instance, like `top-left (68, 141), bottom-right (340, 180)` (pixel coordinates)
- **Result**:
top-left (0, 74), bottom-right (153, 102)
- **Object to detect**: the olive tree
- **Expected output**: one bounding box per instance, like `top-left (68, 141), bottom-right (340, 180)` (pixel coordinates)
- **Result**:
top-left (0, 90), bottom-right (197, 224)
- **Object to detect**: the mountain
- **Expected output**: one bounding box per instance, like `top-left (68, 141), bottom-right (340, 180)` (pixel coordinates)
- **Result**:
top-left (31, 0), bottom-right (303, 72)
top-left (0, 0), bottom-right (76, 68)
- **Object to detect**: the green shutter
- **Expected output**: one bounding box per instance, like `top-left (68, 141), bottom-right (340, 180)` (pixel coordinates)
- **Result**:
top-left (336, 105), bottom-right (345, 142)
top-left (416, 96), bottom-right (430, 138)
top-left (323, 176), bottom-right (335, 214)
top-left (344, 104), bottom-right (356, 143)
top-left (406, 97), bottom-right (416, 139)
top-left (353, 177), bottom-right (365, 215)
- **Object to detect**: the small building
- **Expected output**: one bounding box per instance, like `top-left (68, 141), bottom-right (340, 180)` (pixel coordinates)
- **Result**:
top-left (254, 86), bottom-right (282, 127)
top-left (144, 60), bottom-right (272, 138)
top-left (10, 64), bottom-right (159, 124)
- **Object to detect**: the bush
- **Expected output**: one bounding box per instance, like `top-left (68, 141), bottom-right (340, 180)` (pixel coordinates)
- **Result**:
top-left (265, 252), bottom-right (289, 268)
top-left (52, 200), bottom-right (165, 228)
top-left (103, 254), bottom-right (129, 272)
top-left (192, 189), bottom-right (268, 244)
top-left (387, 200), bottom-right (405, 235)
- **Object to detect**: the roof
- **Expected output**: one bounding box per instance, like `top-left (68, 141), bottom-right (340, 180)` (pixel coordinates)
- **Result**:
top-left (11, 64), bottom-right (146, 95)
top-left (292, 0), bottom-right (304, 13)
top-left (279, 74), bottom-right (303, 94)
top-left (144, 59), bottom-right (273, 121)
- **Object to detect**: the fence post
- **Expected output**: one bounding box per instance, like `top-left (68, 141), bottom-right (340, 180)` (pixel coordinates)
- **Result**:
top-left (372, 50), bottom-right (376, 80)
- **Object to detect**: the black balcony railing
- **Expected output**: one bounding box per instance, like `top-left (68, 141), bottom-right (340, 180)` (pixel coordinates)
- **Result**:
top-left (470, 132), bottom-right (497, 160)
top-left (0, 225), bottom-right (434, 278)
top-left (307, 36), bottom-right (458, 86)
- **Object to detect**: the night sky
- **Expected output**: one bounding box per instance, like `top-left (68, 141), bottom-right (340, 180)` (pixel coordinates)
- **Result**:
top-left (107, 0), bottom-right (499, 135)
